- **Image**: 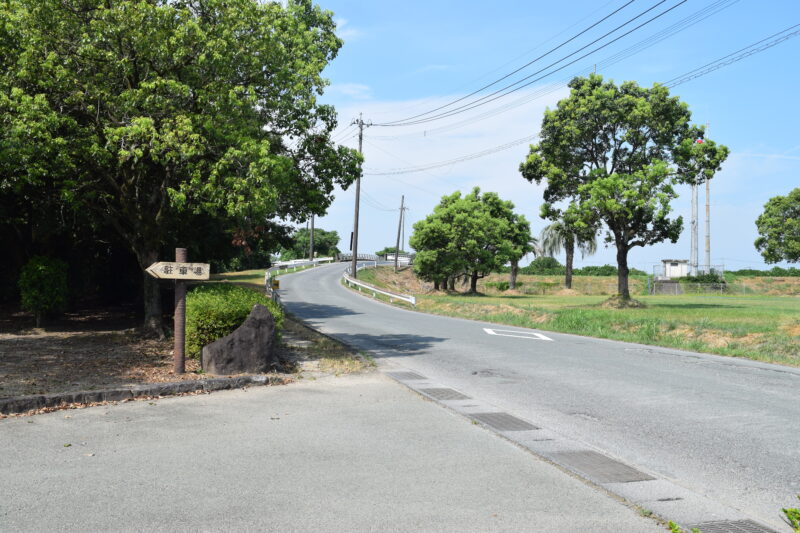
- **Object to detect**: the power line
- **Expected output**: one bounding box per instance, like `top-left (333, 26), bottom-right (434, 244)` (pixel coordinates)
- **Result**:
top-left (376, 0), bottom-right (638, 125)
top-left (376, 0), bottom-right (688, 127)
top-left (360, 2), bottom-right (752, 177)
top-left (366, 0), bottom-right (736, 140)
top-left (665, 22), bottom-right (800, 88)
top-left (364, 0), bottom-right (622, 121)
top-left (363, 134), bottom-right (537, 176)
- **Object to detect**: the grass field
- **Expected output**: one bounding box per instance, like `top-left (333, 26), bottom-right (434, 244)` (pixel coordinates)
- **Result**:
top-left (353, 267), bottom-right (800, 367)
top-left (210, 269), bottom-right (265, 288)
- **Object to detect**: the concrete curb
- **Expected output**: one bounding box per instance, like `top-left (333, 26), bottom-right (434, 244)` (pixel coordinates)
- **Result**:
top-left (0, 374), bottom-right (286, 416)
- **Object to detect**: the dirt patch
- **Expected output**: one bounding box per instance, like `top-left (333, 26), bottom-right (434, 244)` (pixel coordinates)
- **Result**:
top-left (600, 295), bottom-right (647, 309)
top-left (0, 304), bottom-right (374, 402)
top-left (737, 276), bottom-right (800, 295)
top-left (554, 288), bottom-right (580, 296)
top-left (0, 326), bottom-right (201, 399)
top-left (373, 267), bottom-right (433, 294)
top-left (781, 323), bottom-right (800, 337)
top-left (665, 326), bottom-right (765, 349)
top-left (280, 316), bottom-right (374, 376)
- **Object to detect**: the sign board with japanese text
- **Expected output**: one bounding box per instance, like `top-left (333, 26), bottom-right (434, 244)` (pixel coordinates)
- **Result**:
top-left (146, 262), bottom-right (210, 280)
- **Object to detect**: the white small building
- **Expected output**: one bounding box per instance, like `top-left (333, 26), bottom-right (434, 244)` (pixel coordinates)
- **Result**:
top-left (661, 259), bottom-right (689, 279)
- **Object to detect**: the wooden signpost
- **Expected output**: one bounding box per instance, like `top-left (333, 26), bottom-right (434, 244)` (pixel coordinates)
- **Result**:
top-left (146, 248), bottom-right (210, 374)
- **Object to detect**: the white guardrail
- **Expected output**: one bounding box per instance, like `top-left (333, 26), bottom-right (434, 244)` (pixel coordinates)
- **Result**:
top-left (264, 258), bottom-right (334, 304)
top-left (343, 261), bottom-right (416, 307)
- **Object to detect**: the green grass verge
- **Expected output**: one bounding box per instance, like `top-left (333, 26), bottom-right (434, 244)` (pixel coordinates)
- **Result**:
top-left (210, 269), bottom-right (265, 289)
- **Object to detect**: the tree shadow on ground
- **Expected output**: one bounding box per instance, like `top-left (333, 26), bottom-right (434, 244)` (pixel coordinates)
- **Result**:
top-left (330, 332), bottom-right (447, 359)
top-left (282, 301), bottom-right (362, 320)
top-left (0, 305), bottom-right (141, 334)
top-left (649, 303), bottom-right (744, 309)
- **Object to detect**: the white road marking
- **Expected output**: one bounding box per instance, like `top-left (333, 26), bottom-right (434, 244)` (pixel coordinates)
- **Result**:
top-left (483, 328), bottom-right (553, 341)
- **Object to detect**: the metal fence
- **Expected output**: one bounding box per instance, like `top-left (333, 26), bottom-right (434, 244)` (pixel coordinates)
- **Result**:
top-left (342, 261), bottom-right (416, 306)
top-left (649, 280), bottom-right (795, 296)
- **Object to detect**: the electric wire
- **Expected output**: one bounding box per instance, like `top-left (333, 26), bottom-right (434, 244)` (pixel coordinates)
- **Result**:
top-left (365, 0), bottom-right (622, 120)
top-left (375, 0), bottom-right (688, 127)
top-left (355, 1), bottom-right (773, 179)
top-left (360, 0), bottom-right (753, 177)
top-left (363, 134), bottom-right (537, 176)
top-left (376, 0), bottom-right (638, 125)
top-left (664, 22), bottom-right (800, 88)
top-left (366, 0), bottom-right (736, 140)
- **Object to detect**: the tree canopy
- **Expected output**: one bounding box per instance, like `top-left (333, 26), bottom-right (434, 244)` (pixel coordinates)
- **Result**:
top-left (281, 227), bottom-right (340, 260)
top-left (410, 188), bottom-right (531, 292)
top-left (0, 0), bottom-right (361, 332)
top-left (520, 75), bottom-right (728, 300)
top-left (755, 188), bottom-right (800, 263)
top-left (375, 246), bottom-right (409, 257)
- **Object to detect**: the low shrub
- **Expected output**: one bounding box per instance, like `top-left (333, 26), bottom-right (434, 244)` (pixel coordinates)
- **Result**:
top-left (485, 281), bottom-right (510, 291)
top-left (680, 272), bottom-right (726, 284)
top-left (186, 284), bottom-right (284, 358)
top-left (731, 266), bottom-right (800, 277)
top-left (18, 256), bottom-right (69, 327)
top-left (520, 256), bottom-right (565, 275)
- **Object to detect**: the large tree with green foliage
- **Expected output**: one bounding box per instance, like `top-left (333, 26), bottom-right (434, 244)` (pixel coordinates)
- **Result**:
top-left (0, 0), bottom-right (361, 334)
top-left (507, 213), bottom-right (535, 290)
top-left (520, 75), bottom-right (728, 301)
top-left (281, 227), bottom-right (340, 260)
top-left (375, 246), bottom-right (408, 257)
top-left (410, 188), bottom-right (531, 293)
top-left (754, 188), bottom-right (800, 264)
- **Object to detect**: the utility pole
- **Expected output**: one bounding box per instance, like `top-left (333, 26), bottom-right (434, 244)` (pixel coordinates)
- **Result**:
top-left (401, 206), bottom-right (407, 253)
top-left (394, 195), bottom-right (404, 272)
top-left (350, 113), bottom-right (370, 278)
top-left (309, 214), bottom-right (315, 261)
top-left (704, 123), bottom-right (711, 274)
top-left (691, 181), bottom-right (698, 276)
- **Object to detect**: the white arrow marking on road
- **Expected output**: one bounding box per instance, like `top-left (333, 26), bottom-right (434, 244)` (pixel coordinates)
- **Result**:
top-left (483, 328), bottom-right (553, 341)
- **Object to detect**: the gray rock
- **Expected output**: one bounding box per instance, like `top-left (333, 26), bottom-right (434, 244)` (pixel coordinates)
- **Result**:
top-left (202, 305), bottom-right (278, 375)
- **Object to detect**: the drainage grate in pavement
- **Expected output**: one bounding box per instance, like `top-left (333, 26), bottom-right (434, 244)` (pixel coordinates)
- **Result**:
top-left (549, 451), bottom-right (655, 483)
top-left (419, 388), bottom-right (471, 401)
top-left (470, 412), bottom-right (538, 431)
top-left (687, 520), bottom-right (779, 533)
top-left (386, 371), bottom-right (426, 381)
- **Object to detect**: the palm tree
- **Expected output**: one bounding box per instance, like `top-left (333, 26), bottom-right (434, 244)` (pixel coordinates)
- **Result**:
top-left (541, 221), bottom-right (597, 289)
top-left (509, 236), bottom-right (541, 290)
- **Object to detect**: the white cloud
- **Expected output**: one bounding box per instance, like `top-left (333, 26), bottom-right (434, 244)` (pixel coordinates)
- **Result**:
top-left (335, 18), bottom-right (361, 41)
top-left (327, 83), bottom-right (373, 100)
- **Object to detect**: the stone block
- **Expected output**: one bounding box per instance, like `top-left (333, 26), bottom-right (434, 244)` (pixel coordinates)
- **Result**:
top-left (202, 304), bottom-right (278, 375)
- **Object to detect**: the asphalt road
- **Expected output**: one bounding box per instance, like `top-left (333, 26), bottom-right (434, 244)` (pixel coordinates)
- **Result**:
top-left (279, 263), bottom-right (800, 531)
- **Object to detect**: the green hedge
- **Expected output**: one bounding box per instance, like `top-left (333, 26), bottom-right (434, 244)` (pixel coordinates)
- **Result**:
top-left (186, 284), bottom-right (284, 359)
top-left (18, 256), bottom-right (69, 326)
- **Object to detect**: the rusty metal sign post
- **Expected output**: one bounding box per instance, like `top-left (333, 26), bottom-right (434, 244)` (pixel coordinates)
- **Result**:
top-left (145, 248), bottom-right (210, 374)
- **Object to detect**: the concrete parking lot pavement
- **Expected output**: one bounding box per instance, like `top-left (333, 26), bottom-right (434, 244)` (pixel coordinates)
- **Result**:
top-left (0, 372), bottom-right (663, 532)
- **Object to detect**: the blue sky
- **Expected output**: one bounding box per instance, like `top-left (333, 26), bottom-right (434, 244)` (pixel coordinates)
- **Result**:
top-left (307, 0), bottom-right (799, 272)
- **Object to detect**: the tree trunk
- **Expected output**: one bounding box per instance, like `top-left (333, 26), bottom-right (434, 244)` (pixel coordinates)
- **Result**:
top-left (470, 271), bottom-right (478, 293)
top-left (448, 276), bottom-right (455, 291)
top-left (433, 280), bottom-right (440, 291)
top-left (139, 248), bottom-right (165, 338)
top-left (509, 259), bottom-right (519, 289)
top-left (616, 244), bottom-right (630, 300)
top-left (565, 240), bottom-right (574, 290)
